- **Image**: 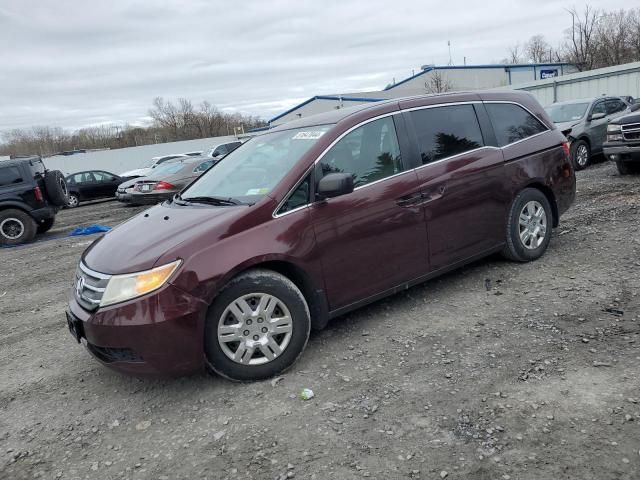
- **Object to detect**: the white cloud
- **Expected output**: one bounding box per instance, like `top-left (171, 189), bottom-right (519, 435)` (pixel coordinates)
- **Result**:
top-left (0, 0), bottom-right (627, 130)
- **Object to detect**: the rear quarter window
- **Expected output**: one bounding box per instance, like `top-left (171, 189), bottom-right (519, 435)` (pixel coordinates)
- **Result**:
top-left (0, 166), bottom-right (24, 187)
top-left (485, 103), bottom-right (547, 147)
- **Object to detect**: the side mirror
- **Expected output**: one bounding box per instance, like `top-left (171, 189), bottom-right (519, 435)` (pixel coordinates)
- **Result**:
top-left (590, 112), bottom-right (606, 121)
top-left (317, 172), bottom-right (354, 199)
top-left (631, 103), bottom-right (640, 112)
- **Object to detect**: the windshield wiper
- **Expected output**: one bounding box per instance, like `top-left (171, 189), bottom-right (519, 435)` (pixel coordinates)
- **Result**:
top-left (180, 195), bottom-right (244, 206)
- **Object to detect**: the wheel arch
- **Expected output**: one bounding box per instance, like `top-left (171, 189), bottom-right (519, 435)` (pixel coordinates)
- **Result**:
top-left (210, 258), bottom-right (329, 331)
top-left (0, 203), bottom-right (32, 215)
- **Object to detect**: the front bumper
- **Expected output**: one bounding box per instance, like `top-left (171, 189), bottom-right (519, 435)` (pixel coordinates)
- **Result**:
top-left (66, 283), bottom-right (208, 376)
top-left (603, 142), bottom-right (640, 161)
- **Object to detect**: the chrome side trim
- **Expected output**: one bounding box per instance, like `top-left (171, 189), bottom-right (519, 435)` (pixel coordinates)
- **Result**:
top-left (401, 100), bottom-right (481, 113)
top-left (413, 146), bottom-right (500, 173)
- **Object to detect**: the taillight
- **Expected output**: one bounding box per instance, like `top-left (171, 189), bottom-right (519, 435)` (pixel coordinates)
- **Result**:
top-left (34, 186), bottom-right (44, 202)
top-left (154, 181), bottom-right (174, 191)
top-left (561, 142), bottom-right (570, 159)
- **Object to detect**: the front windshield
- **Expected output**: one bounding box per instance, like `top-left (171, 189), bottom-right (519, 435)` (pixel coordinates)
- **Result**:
top-left (141, 158), bottom-right (155, 168)
top-left (545, 102), bottom-right (590, 123)
top-left (182, 125), bottom-right (332, 204)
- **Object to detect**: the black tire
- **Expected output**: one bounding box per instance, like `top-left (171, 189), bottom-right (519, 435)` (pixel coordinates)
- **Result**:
top-left (44, 170), bottom-right (68, 207)
top-left (204, 269), bottom-right (311, 382)
top-left (501, 188), bottom-right (553, 262)
top-left (616, 160), bottom-right (640, 175)
top-left (37, 217), bottom-right (55, 234)
top-left (67, 193), bottom-right (80, 208)
top-left (0, 209), bottom-right (37, 246)
top-left (571, 139), bottom-right (591, 170)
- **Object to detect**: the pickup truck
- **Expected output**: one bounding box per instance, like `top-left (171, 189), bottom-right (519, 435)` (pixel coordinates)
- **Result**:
top-left (604, 111), bottom-right (640, 175)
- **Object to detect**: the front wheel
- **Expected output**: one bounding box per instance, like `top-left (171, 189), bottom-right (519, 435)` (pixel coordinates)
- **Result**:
top-left (205, 269), bottom-right (311, 381)
top-left (571, 140), bottom-right (591, 170)
top-left (501, 188), bottom-right (553, 262)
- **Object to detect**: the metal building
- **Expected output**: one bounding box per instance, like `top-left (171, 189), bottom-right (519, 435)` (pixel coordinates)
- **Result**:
top-left (506, 61), bottom-right (640, 106)
top-left (268, 63), bottom-right (577, 127)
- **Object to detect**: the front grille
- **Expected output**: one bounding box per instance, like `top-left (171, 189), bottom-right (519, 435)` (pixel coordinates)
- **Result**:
top-left (74, 262), bottom-right (110, 311)
top-left (621, 122), bottom-right (640, 141)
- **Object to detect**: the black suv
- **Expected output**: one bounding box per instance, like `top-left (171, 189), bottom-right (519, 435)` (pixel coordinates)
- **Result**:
top-left (604, 110), bottom-right (640, 175)
top-left (0, 156), bottom-right (68, 245)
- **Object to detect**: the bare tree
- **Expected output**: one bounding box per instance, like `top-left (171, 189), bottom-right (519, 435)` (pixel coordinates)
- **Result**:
top-left (563, 5), bottom-right (600, 71)
top-left (424, 70), bottom-right (453, 94)
top-left (595, 9), bottom-right (632, 66)
top-left (506, 43), bottom-right (523, 64)
top-left (525, 35), bottom-right (551, 63)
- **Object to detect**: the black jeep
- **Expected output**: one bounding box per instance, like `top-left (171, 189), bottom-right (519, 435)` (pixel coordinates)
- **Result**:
top-left (0, 156), bottom-right (68, 245)
top-left (604, 111), bottom-right (640, 175)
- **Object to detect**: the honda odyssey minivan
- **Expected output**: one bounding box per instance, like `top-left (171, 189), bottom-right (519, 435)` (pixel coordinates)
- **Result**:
top-left (66, 91), bottom-right (576, 381)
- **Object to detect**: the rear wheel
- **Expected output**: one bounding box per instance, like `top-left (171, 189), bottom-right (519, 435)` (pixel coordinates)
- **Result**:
top-left (0, 209), bottom-right (37, 246)
top-left (501, 188), bottom-right (553, 262)
top-left (67, 193), bottom-right (79, 208)
top-left (37, 217), bottom-right (55, 234)
top-left (571, 140), bottom-right (591, 170)
top-left (205, 269), bottom-right (311, 381)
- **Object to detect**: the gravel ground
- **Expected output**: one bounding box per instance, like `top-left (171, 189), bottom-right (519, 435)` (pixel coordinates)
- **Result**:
top-left (1, 163), bottom-right (639, 480)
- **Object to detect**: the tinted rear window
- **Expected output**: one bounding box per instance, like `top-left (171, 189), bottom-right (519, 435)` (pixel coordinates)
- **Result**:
top-left (486, 103), bottom-right (547, 147)
top-left (410, 104), bottom-right (484, 164)
top-left (0, 166), bottom-right (24, 187)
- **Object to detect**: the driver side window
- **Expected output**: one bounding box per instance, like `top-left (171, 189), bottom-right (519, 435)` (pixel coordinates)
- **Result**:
top-left (591, 101), bottom-right (606, 116)
top-left (318, 116), bottom-right (403, 189)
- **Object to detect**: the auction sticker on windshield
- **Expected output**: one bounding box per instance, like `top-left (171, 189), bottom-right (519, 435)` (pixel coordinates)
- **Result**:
top-left (292, 131), bottom-right (326, 140)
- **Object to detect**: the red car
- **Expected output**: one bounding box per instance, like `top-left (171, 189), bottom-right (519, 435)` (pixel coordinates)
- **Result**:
top-left (66, 91), bottom-right (575, 381)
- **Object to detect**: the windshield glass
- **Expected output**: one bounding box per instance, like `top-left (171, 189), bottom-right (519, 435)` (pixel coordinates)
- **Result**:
top-left (182, 125), bottom-right (332, 203)
top-left (141, 158), bottom-right (156, 168)
top-left (545, 102), bottom-right (590, 123)
top-left (146, 162), bottom-right (185, 179)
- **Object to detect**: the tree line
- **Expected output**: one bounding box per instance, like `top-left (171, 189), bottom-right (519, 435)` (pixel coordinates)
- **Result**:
top-left (504, 6), bottom-right (640, 71)
top-left (0, 97), bottom-right (266, 158)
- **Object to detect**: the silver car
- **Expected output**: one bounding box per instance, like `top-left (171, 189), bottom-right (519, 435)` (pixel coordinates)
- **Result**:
top-left (545, 96), bottom-right (633, 170)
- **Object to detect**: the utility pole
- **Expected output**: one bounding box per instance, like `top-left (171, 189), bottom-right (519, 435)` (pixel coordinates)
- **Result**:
top-left (448, 40), bottom-right (453, 66)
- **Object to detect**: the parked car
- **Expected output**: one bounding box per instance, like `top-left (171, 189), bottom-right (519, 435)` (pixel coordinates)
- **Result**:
top-left (67, 91), bottom-right (575, 380)
top-left (65, 170), bottom-right (129, 208)
top-left (119, 154), bottom-right (190, 178)
top-left (127, 157), bottom-right (215, 205)
top-left (0, 156), bottom-right (68, 245)
top-left (603, 110), bottom-right (640, 175)
top-left (206, 140), bottom-right (243, 159)
top-left (544, 96), bottom-right (634, 170)
top-left (115, 158), bottom-right (195, 203)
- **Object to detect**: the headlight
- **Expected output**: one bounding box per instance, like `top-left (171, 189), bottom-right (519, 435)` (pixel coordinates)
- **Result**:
top-left (607, 124), bottom-right (623, 142)
top-left (100, 260), bottom-right (181, 307)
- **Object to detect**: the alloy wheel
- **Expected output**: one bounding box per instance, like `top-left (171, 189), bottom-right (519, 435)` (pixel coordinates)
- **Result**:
top-left (576, 144), bottom-right (589, 167)
top-left (518, 200), bottom-right (547, 250)
top-left (217, 293), bottom-right (293, 365)
top-left (0, 217), bottom-right (25, 240)
top-left (68, 195), bottom-right (79, 207)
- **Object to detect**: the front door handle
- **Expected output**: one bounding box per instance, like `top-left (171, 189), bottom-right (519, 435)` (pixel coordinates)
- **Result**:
top-left (396, 193), bottom-right (423, 207)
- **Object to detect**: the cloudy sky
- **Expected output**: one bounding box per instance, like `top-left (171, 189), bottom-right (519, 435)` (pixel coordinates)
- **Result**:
top-left (0, 0), bottom-right (627, 131)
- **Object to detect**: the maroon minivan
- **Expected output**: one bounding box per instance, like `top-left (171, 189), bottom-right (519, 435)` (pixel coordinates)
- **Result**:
top-left (66, 91), bottom-right (575, 381)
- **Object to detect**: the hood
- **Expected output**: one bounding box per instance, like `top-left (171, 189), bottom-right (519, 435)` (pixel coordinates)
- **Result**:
top-left (120, 167), bottom-right (151, 177)
top-left (83, 202), bottom-right (249, 274)
top-left (610, 111), bottom-right (640, 125)
top-left (554, 120), bottom-right (581, 134)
